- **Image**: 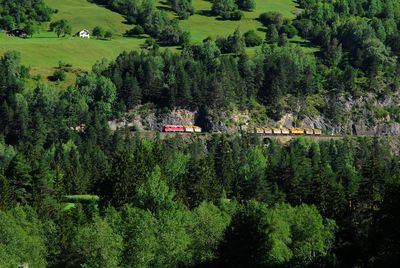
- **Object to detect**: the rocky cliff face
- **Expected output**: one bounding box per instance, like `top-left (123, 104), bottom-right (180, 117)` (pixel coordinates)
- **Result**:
top-left (110, 92), bottom-right (400, 136)
top-left (279, 92), bottom-right (400, 136)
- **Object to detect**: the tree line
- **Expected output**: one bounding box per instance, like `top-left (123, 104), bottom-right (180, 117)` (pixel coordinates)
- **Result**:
top-left (91, 0), bottom-right (190, 45)
top-left (0, 0), bottom-right (53, 31)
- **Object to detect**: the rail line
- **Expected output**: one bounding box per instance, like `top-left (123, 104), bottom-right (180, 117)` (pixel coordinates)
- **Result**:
top-left (133, 131), bottom-right (382, 142)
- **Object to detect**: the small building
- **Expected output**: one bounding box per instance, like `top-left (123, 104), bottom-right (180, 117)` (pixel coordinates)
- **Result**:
top-left (77, 29), bottom-right (90, 38)
top-left (7, 29), bottom-right (28, 38)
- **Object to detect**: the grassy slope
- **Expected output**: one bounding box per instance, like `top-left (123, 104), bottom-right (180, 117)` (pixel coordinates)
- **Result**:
top-left (179, 0), bottom-right (298, 43)
top-left (46, 0), bottom-right (131, 35)
top-left (0, 0), bottom-right (143, 72)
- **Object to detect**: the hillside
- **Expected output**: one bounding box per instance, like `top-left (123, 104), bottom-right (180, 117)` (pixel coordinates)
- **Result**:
top-left (172, 0), bottom-right (298, 43)
top-left (0, 0), bottom-right (144, 86)
top-left (45, 0), bottom-right (131, 35)
top-left (0, 0), bottom-right (305, 84)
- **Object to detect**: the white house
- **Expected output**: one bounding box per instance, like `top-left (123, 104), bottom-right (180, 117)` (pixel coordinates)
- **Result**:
top-left (77, 29), bottom-right (90, 38)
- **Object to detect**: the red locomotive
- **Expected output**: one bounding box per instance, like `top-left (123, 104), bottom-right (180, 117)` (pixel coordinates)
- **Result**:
top-left (163, 125), bottom-right (202, 133)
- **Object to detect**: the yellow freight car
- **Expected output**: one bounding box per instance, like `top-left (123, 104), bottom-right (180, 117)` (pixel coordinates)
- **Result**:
top-left (304, 128), bottom-right (314, 135)
top-left (255, 127), bottom-right (264, 134)
top-left (263, 127), bottom-right (273, 134)
top-left (272, 128), bottom-right (282, 134)
top-left (313, 128), bottom-right (322, 135)
top-left (280, 128), bottom-right (290, 135)
top-left (290, 128), bottom-right (305, 135)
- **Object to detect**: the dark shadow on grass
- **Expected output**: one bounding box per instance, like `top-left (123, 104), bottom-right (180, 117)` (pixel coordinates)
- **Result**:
top-left (47, 75), bottom-right (59, 82)
top-left (257, 27), bottom-right (267, 33)
top-left (293, 0), bottom-right (302, 9)
top-left (122, 19), bottom-right (133, 25)
top-left (290, 39), bottom-right (314, 48)
top-left (198, 10), bottom-right (215, 17)
top-left (88, 1), bottom-right (133, 25)
top-left (159, 1), bottom-right (174, 12)
top-left (34, 36), bottom-right (60, 39)
top-left (123, 34), bottom-right (147, 39)
top-left (216, 17), bottom-right (242, 21)
top-left (290, 38), bottom-right (320, 53)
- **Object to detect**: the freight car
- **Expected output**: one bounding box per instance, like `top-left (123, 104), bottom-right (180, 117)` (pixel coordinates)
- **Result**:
top-left (163, 125), bottom-right (202, 133)
top-left (250, 127), bottom-right (322, 135)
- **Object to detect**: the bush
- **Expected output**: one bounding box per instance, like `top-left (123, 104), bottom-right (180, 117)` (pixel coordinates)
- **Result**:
top-left (259, 11), bottom-right (283, 27)
top-left (105, 30), bottom-right (113, 39)
top-left (52, 69), bottom-right (66, 81)
top-left (92, 26), bottom-right (104, 39)
top-left (126, 25), bottom-right (144, 36)
top-left (280, 24), bottom-right (298, 38)
top-left (244, 30), bottom-right (262, 47)
top-left (221, 10), bottom-right (243, 20)
top-left (236, 0), bottom-right (255, 11)
top-left (229, 10), bottom-right (244, 20)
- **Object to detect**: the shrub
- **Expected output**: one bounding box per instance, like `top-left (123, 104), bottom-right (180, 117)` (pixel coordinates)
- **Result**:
top-left (105, 30), bottom-right (113, 39)
top-left (236, 0), bottom-right (255, 11)
top-left (280, 24), bottom-right (298, 38)
top-left (229, 10), bottom-right (244, 20)
top-left (52, 69), bottom-right (66, 81)
top-left (244, 30), bottom-right (262, 47)
top-left (92, 26), bottom-right (104, 39)
top-left (126, 25), bottom-right (144, 36)
top-left (259, 11), bottom-right (283, 27)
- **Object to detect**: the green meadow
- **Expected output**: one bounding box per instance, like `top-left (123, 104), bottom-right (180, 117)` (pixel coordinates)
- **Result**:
top-left (179, 0), bottom-right (298, 43)
top-left (44, 0), bottom-right (131, 35)
top-left (0, 0), bottom-right (304, 85)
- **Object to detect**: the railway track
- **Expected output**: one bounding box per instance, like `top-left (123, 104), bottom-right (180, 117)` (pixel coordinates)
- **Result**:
top-left (133, 130), bottom-right (378, 142)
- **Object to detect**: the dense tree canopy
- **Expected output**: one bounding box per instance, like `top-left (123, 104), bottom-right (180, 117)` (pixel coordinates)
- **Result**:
top-left (0, 0), bottom-right (53, 30)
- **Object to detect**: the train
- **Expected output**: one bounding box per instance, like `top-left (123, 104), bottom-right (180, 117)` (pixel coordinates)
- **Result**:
top-left (251, 127), bottom-right (322, 135)
top-left (163, 125), bottom-right (202, 133)
top-left (162, 125), bottom-right (322, 135)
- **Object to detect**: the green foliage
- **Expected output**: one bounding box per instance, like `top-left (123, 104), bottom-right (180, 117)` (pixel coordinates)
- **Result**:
top-left (104, 30), bottom-right (113, 39)
top-left (170, 0), bottom-right (194, 19)
top-left (243, 30), bottom-right (262, 47)
top-left (52, 69), bottom-right (66, 82)
top-left (0, 206), bottom-right (47, 267)
top-left (23, 21), bottom-right (37, 37)
top-left (259, 11), bottom-right (284, 27)
top-left (236, 0), bottom-right (255, 11)
top-left (189, 201), bottom-right (231, 263)
top-left (72, 217), bottom-right (123, 268)
top-left (93, 0), bottom-right (188, 45)
top-left (74, 73), bottom-right (117, 116)
top-left (211, 0), bottom-right (243, 20)
top-left (49, 19), bottom-right (72, 37)
top-left (216, 28), bottom-right (246, 54)
top-left (136, 165), bottom-right (175, 212)
top-left (0, 0), bottom-right (53, 30)
top-left (64, 195), bottom-right (100, 203)
top-left (92, 25), bottom-right (104, 39)
top-left (220, 201), bottom-right (336, 267)
top-left (1, 14), bottom-right (400, 265)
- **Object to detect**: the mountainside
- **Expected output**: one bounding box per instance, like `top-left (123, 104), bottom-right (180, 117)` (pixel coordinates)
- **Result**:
top-left (2, 0), bottom-right (400, 267)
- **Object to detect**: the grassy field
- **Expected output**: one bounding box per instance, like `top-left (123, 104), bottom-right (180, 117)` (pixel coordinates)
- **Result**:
top-left (0, 0), bottom-right (148, 87)
top-left (44, 0), bottom-right (131, 35)
top-left (0, 0), bottom-right (304, 86)
top-left (0, 32), bottom-right (144, 70)
top-left (172, 0), bottom-right (299, 43)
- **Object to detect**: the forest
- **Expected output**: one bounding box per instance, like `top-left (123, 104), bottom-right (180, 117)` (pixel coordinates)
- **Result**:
top-left (92, 0), bottom-right (400, 124)
top-left (1, 0), bottom-right (400, 266)
top-left (1, 50), bottom-right (400, 266)
top-left (0, 0), bottom-right (53, 31)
